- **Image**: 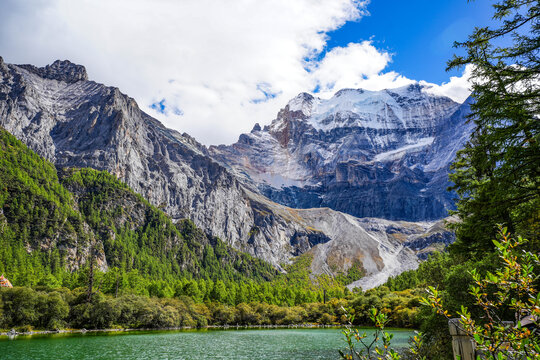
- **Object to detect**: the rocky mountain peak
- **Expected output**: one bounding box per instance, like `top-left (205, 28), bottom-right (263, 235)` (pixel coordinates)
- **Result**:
top-left (404, 83), bottom-right (424, 93)
top-left (18, 59), bottom-right (88, 83)
top-left (286, 92), bottom-right (314, 116)
top-left (265, 92), bottom-right (315, 147)
top-left (384, 83), bottom-right (449, 106)
top-left (402, 82), bottom-right (426, 95)
top-left (210, 84), bottom-right (472, 222)
top-left (0, 57), bottom-right (8, 74)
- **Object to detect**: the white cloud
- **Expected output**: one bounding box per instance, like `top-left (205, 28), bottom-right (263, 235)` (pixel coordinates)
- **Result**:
top-left (421, 64), bottom-right (473, 103)
top-left (308, 41), bottom-right (417, 97)
top-left (310, 41), bottom-right (391, 94)
top-left (0, 0), bottom-right (471, 145)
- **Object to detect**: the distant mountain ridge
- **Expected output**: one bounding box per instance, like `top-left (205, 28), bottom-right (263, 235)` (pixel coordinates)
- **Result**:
top-left (210, 85), bottom-right (474, 221)
top-left (0, 58), bottom-right (461, 289)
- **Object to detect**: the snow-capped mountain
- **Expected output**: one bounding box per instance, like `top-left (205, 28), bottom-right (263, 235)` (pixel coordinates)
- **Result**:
top-left (210, 85), bottom-right (474, 221)
top-left (0, 58), bottom-right (460, 289)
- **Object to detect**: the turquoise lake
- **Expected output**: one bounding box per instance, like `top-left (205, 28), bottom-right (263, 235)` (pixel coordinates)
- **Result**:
top-left (1, 328), bottom-right (415, 360)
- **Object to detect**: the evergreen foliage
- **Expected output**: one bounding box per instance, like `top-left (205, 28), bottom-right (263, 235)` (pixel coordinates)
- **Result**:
top-left (0, 126), bottom-right (277, 286)
top-left (0, 284), bottom-right (424, 331)
top-left (448, 0), bottom-right (540, 254)
top-left (0, 128), bottom-right (89, 286)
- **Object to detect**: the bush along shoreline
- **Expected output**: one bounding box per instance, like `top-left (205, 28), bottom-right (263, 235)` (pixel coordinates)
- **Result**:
top-left (0, 284), bottom-right (424, 335)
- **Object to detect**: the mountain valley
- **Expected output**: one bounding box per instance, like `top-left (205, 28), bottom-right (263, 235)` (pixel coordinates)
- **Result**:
top-left (0, 58), bottom-right (467, 289)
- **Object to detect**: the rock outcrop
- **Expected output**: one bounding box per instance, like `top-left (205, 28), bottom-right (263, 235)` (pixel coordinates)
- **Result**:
top-left (17, 60), bottom-right (88, 84)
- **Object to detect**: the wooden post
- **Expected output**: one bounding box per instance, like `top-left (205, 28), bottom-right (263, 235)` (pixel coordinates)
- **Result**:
top-left (448, 318), bottom-right (476, 360)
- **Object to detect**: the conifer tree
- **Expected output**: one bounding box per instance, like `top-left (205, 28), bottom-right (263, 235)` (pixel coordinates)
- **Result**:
top-left (449, 0), bottom-right (540, 254)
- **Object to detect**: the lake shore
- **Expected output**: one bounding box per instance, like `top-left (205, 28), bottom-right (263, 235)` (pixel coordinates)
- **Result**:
top-left (0, 323), bottom-right (351, 337)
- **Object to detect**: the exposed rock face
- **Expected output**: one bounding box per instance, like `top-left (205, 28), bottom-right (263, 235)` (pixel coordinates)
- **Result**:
top-left (18, 60), bottom-right (88, 83)
top-left (0, 57), bottom-right (267, 260)
top-left (303, 213), bottom-right (457, 289)
top-left (0, 58), bottom-right (460, 289)
top-left (210, 86), bottom-right (474, 221)
top-left (234, 191), bottom-right (454, 289)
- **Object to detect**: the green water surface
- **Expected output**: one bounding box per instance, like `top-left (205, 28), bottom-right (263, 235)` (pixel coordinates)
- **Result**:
top-left (1, 328), bottom-right (414, 360)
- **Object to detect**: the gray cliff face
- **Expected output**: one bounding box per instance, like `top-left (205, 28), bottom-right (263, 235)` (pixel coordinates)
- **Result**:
top-left (210, 86), bottom-right (474, 221)
top-left (0, 57), bottom-right (258, 257)
top-left (234, 191), bottom-right (454, 290)
top-left (0, 58), bottom-right (458, 288)
top-left (18, 60), bottom-right (89, 84)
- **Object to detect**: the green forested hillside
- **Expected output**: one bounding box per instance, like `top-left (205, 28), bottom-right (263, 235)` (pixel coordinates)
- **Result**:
top-left (0, 127), bottom-right (280, 286)
top-left (59, 166), bottom-right (278, 283)
top-left (0, 127), bottom-right (349, 306)
top-left (0, 127), bottom-right (90, 285)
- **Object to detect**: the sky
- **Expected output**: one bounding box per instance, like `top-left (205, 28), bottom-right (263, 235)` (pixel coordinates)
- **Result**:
top-left (0, 0), bottom-right (495, 145)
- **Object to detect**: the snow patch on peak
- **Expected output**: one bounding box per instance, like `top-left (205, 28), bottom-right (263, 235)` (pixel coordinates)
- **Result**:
top-left (334, 88), bottom-right (364, 97)
top-left (391, 82), bottom-right (424, 94)
top-left (387, 82), bottom-right (454, 103)
top-left (373, 137), bottom-right (435, 162)
top-left (299, 84), bottom-right (458, 132)
top-left (287, 92), bottom-right (315, 116)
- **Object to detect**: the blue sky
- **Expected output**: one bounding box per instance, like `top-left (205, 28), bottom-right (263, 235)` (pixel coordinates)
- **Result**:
top-left (0, 0), bottom-right (493, 145)
top-left (325, 0), bottom-right (494, 84)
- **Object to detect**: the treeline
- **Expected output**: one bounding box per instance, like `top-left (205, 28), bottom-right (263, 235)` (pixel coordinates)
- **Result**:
top-left (0, 284), bottom-right (424, 332)
top-left (13, 266), bottom-right (347, 307)
top-left (0, 286), bottom-right (343, 331)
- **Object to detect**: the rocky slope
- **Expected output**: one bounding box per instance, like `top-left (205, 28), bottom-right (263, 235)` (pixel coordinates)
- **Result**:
top-left (225, 191), bottom-right (456, 289)
top-left (210, 86), bottom-right (474, 221)
top-left (0, 57), bottom-right (258, 252)
top-left (0, 58), bottom-right (460, 289)
top-left (0, 126), bottom-right (278, 281)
